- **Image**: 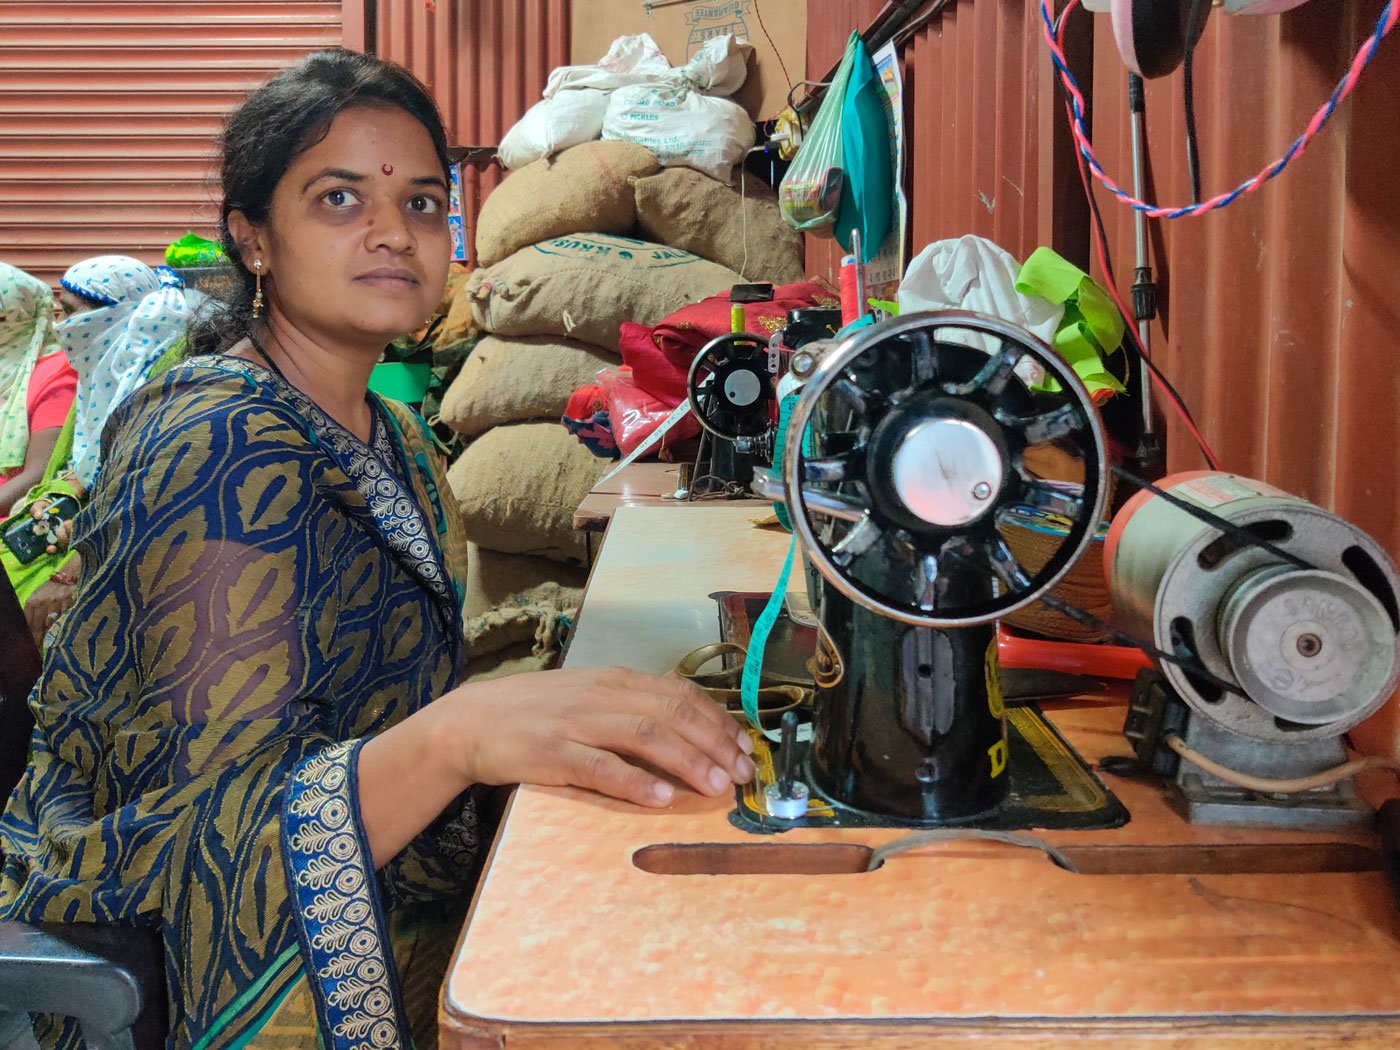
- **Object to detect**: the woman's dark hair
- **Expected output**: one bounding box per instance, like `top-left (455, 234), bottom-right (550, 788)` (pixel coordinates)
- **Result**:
top-left (190, 48), bottom-right (451, 355)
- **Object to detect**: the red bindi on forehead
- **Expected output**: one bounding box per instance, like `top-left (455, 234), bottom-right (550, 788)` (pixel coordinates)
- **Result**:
top-left (382, 164), bottom-right (394, 176)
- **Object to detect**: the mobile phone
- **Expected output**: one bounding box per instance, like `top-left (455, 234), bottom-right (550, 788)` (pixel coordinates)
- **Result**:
top-left (2, 495), bottom-right (80, 565)
top-left (729, 283), bottom-right (775, 304)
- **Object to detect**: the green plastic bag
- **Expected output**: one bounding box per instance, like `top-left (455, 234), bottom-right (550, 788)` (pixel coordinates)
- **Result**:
top-left (1016, 247), bottom-right (1127, 399)
top-left (779, 34), bottom-right (859, 232)
top-left (834, 35), bottom-right (893, 263)
top-left (165, 232), bottom-right (230, 269)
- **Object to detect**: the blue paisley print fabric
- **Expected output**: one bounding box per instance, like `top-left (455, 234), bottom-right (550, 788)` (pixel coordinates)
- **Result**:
top-left (0, 357), bottom-right (479, 1050)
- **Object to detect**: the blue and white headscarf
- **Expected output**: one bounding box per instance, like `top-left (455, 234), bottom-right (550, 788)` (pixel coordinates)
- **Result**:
top-left (58, 256), bottom-right (206, 488)
top-left (0, 263), bottom-right (62, 473)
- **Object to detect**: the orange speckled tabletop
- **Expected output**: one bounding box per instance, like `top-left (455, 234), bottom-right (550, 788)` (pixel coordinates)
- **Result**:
top-left (441, 506), bottom-right (1400, 1044)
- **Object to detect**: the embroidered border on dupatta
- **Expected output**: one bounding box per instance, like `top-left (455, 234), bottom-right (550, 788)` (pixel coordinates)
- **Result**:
top-left (282, 739), bottom-right (408, 1050)
top-left (185, 356), bottom-right (456, 625)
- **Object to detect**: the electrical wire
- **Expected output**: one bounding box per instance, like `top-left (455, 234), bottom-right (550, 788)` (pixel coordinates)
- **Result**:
top-left (1070, 119), bottom-right (1219, 469)
top-left (1041, 0), bottom-right (1399, 219)
top-left (1052, 4), bottom-right (1221, 469)
top-left (1182, 50), bottom-right (1202, 205)
top-left (891, 0), bottom-right (952, 48)
top-left (785, 78), bottom-right (831, 113)
top-left (1167, 735), bottom-right (1400, 794)
top-left (754, 0), bottom-right (795, 108)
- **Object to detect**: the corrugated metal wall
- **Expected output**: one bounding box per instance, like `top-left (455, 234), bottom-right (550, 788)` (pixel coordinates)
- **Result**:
top-left (373, 0), bottom-right (572, 253)
top-left (804, 0), bottom-right (1070, 284)
top-left (1092, 0), bottom-right (1400, 552)
top-left (0, 1), bottom-right (346, 284)
top-left (1088, 0), bottom-right (1400, 754)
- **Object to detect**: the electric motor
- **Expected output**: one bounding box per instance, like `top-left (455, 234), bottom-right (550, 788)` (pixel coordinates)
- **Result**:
top-left (1106, 472), bottom-right (1400, 741)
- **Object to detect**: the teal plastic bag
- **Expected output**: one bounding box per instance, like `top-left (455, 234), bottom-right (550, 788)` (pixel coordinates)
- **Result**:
top-left (779, 34), bottom-right (859, 232)
top-left (835, 36), bottom-right (894, 263)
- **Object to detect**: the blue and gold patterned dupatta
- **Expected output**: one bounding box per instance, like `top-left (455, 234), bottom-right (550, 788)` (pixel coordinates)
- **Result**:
top-left (0, 356), bottom-right (481, 1050)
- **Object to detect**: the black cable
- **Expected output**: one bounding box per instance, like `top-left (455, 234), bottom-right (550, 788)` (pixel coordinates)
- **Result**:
top-left (1183, 50), bottom-right (1202, 204)
top-left (1037, 593), bottom-right (1247, 698)
top-left (1111, 465), bottom-right (1314, 571)
top-left (247, 332), bottom-right (286, 380)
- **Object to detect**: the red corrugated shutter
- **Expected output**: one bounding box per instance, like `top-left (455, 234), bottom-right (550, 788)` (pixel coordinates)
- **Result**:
top-left (373, 0), bottom-right (572, 256)
top-left (0, 1), bottom-right (345, 284)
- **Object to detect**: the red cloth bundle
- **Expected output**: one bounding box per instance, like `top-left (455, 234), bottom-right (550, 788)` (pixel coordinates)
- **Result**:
top-left (565, 282), bottom-right (837, 462)
top-left (624, 281), bottom-right (838, 405)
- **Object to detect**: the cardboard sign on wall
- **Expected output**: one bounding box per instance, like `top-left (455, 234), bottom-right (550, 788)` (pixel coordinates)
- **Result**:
top-left (572, 0), bottom-right (808, 121)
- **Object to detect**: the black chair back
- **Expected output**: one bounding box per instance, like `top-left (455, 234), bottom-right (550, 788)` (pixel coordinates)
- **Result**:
top-left (0, 578), bottom-right (169, 1048)
top-left (0, 575), bottom-right (39, 807)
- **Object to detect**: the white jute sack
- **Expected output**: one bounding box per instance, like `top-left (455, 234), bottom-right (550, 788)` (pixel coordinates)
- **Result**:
top-left (602, 82), bottom-right (755, 183)
top-left (446, 421), bottom-right (607, 564)
top-left (544, 33), bottom-right (672, 97)
top-left (543, 33), bottom-right (751, 98)
top-left (497, 89), bottom-right (611, 170)
top-left (466, 233), bottom-right (741, 352)
top-left (439, 335), bottom-right (616, 439)
top-left (474, 141), bottom-right (660, 268)
top-left (463, 542), bottom-right (588, 621)
top-left (633, 167), bottom-right (805, 284)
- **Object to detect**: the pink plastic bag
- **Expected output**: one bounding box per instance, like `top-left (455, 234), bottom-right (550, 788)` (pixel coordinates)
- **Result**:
top-left (596, 366), bottom-right (699, 459)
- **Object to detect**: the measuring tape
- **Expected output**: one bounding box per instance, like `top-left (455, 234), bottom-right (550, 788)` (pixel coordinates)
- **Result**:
top-left (595, 399), bottom-right (694, 486)
top-left (740, 388), bottom-right (815, 741)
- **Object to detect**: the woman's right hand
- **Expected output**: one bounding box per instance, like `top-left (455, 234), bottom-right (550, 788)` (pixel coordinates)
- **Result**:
top-left (443, 667), bottom-right (756, 808)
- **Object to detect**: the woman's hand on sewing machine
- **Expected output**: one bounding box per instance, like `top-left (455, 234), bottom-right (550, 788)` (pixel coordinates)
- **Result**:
top-left (448, 667), bottom-right (757, 807)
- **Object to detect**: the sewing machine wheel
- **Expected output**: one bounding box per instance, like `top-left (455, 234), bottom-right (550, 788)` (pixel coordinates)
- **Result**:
top-left (687, 333), bottom-right (776, 440)
top-left (782, 310), bottom-right (1108, 627)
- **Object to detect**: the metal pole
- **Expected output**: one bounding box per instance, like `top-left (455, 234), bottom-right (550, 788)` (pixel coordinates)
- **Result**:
top-left (1127, 73), bottom-right (1155, 441)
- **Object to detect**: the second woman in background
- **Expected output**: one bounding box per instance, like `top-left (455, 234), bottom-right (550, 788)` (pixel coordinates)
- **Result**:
top-left (2, 255), bottom-right (205, 642)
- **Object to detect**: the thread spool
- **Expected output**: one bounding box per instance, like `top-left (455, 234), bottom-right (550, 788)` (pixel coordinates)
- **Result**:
top-left (839, 255), bottom-right (859, 327)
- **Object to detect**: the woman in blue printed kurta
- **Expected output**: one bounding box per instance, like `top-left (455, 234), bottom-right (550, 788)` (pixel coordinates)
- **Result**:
top-left (0, 48), bottom-right (755, 1050)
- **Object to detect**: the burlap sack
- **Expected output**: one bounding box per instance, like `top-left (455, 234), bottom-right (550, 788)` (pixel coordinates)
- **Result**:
top-left (464, 643), bottom-right (554, 682)
top-left (439, 335), bottom-right (617, 439)
top-left (437, 272), bottom-right (479, 353)
top-left (464, 542), bottom-right (588, 620)
top-left (447, 421), bottom-right (606, 564)
top-left (634, 168), bottom-right (806, 284)
top-left (467, 233), bottom-right (742, 352)
top-left (474, 141), bottom-right (661, 268)
top-left (462, 605), bottom-right (567, 681)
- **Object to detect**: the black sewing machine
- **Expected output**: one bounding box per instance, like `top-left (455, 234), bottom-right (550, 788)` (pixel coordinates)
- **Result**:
top-left (754, 311), bottom-right (1109, 824)
top-left (686, 307), bottom-right (841, 494)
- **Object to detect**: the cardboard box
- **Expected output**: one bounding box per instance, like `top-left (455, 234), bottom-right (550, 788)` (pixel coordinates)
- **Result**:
top-left (572, 0), bottom-right (808, 121)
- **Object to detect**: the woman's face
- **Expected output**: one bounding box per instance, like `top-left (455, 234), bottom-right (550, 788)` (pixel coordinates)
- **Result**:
top-left (57, 289), bottom-right (101, 319)
top-left (254, 104), bottom-right (452, 352)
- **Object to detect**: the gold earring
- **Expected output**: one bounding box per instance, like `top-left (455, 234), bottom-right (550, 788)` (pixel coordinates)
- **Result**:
top-left (252, 260), bottom-right (264, 319)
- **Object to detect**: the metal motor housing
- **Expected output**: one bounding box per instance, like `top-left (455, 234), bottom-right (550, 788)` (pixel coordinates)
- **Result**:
top-left (1106, 472), bottom-right (1400, 742)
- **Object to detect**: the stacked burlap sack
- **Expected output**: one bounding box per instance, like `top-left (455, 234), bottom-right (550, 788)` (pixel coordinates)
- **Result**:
top-left (438, 140), bottom-right (805, 680)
